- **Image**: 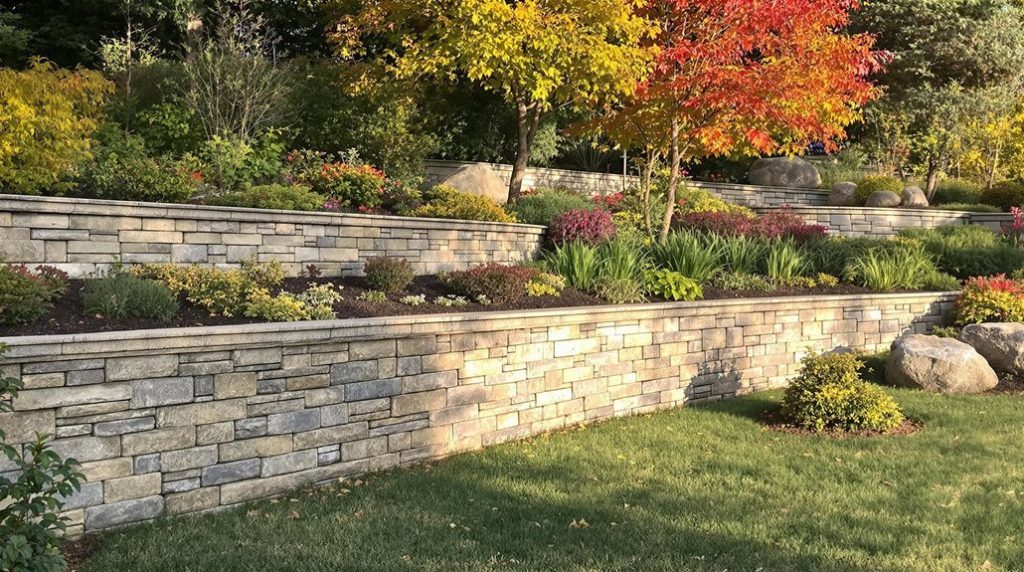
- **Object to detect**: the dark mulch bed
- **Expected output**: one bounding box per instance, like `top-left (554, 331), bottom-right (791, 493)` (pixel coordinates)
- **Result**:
top-left (760, 409), bottom-right (923, 438)
top-left (0, 276), bottom-right (918, 337)
top-left (989, 375), bottom-right (1024, 395)
top-left (63, 535), bottom-right (101, 572)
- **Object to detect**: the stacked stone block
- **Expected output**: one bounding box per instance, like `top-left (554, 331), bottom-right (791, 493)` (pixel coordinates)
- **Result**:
top-left (0, 195), bottom-right (544, 278)
top-left (756, 206), bottom-right (989, 237)
top-left (0, 293), bottom-right (953, 535)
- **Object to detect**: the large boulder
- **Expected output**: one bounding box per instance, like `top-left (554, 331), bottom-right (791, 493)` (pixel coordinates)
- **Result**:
top-left (439, 164), bottom-right (509, 204)
top-left (959, 322), bottom-right (1024, 374)
top-left (865, 190), bottom-right (901, 208)
top-left (900, 186), bottom-right (929, 208)
top-left (828, 182), bottom-right (858, 206)
top-left (886, 334), bottom-right (998, 394)
top-left (748, 157), bottom-right (822, 189)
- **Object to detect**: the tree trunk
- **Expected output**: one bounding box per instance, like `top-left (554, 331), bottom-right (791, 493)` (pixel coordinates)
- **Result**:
top-left (641, 148), bottom-right (658, 238)
top-left (660, 118), bottom-right (681, 241)
top-left (924, 154), bottom-right (942, 200)
top-left (509, 100), bottom-right (543, 202)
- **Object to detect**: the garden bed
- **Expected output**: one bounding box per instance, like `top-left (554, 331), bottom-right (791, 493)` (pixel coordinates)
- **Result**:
top-left (0, 275), bottom-right (933, 337)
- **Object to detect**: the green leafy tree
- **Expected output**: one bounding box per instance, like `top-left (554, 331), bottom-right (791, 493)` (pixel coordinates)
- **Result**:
top-left (332, 0), bottom-right (656, 200)
top-left (851, 0), bottom-right (1024, 197)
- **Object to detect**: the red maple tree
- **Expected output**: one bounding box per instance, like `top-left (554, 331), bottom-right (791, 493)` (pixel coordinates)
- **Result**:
top-left (597, 0), bottom-right (884, 238)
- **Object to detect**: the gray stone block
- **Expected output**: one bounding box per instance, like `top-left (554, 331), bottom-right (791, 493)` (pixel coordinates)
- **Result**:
top-left (60, 481), bottom-right (104, 510)
top-left (201, 459), bottom-right (261, 486)
top-left (134, 454), bottom-right (161, 474)
top-left (130, 377), bottom-right (194, 408)
top-left (330, 361), bottom-right (378, 384)
top-left (94, 416), bottom-right (156, 437)
top-left (235, 418), bottom-right (268, 439)
top-left (345, 378), bottom-right (401, 401)
top-left (66, 369), bottom-right (105, 386)
top-left (261, 450), bottom-right (317, 478)
top-left (266, 409), bottom-right (320, 435)
top-left (107, 355), bottom-right (178, 382)
top-left (85, 496), bottom-right (164, 530)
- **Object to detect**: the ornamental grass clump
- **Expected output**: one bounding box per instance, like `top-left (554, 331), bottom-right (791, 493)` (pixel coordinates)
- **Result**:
top-left (82, 270), bottom-right (179, 322)
top-left (649, 230), bottom-right (723, 283)
top-left (781, 351), bottom-right (905, 433)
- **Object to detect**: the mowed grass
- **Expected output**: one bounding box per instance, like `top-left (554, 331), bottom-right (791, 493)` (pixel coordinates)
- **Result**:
top-left (81, 390), bottom-right (1024, 572)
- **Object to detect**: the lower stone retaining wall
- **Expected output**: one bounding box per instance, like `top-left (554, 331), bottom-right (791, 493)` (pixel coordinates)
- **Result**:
top-left (0, 293), bottom-right (953, 535)
top-left (0, 194), bottom-right (545, 278)
top-left (424, 160), bottom-right (830, 207)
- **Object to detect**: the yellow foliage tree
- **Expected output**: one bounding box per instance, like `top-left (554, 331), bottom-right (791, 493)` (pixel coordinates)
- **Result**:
top-left (332, 0), bottom-right (656, 200)
top-left (0, 60), bottom-right (112, 195)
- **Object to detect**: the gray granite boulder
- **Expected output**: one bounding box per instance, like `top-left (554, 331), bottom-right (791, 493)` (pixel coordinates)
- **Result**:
top-left (865, 190), bottom-right (901, 208)
top-left (748, 157), bottom-right (822, 189)
top-left (901, 186), bottom-right (929, 208)
top-left (959, 322), bottom-right (1024, 374)
top-left (886, 334), bottom-right (998, 394)
top-left (828, 182), bottom-right (858, 206)
top-left (440, 164), bottom-right (509, 204)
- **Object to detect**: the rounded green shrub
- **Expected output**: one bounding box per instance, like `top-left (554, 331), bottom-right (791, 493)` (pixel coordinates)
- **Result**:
top-left (854, 175), bottom-right (903, 205)
top-left (82, 272), bottom-right (179, 322)
top-left (76, 131), bottom-right (194, 204)
top-left (932, 179), bottom-right (982, 205)
top-left (508, 187), bottom-right (594, 227)
top-left (206, 185), bottom-right (325, 211)
top-left (363, 257), bottom-right (415, 293)
top-left (781, 351), bottom-right (905, 433)
top-left (980, 180), bottom-right (1024, 212)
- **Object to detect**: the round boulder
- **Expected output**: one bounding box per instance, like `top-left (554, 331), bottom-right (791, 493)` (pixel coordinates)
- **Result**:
top-left (886, 334), bottom-right (998, 394)
top-left (959, 322), bottom-right (1024, 374)
top-left (748, 157), bottom-right (822, 189)
top-left (900, 186), bottom-right (929, 208)
top-left (828, 182), bottom-right (858, 206)
top-left (440, 164), bottom-right (510, 204)
top-left (865, 190), bottom-right (901, 208)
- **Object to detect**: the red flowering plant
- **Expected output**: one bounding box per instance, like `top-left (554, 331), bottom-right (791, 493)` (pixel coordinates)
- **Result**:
top-left (955, 274), bottom-right (1024, 324)
top-left (549, 209), bottom-right (617, 245)
top-left (592, 192), bottom-right (626, 211)
top-left (1001, 206), bottom-right (1024, 247)
top-left (0, 264), bottom-right (69, 326)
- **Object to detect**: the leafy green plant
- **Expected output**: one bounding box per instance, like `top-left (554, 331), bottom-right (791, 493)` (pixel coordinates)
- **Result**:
top-left (650, 230), bottom-right (723, 283)
top-left (206, 184), bottom-right (324, 211)
top-left (843, 246), bottom-right (937, 291)
top-left (932, 179), bottom-right (982, 205)
top-left (0, 345), bottom-right (85, 572)
top-left (357, 290), bottom-right (388, 303)
top-left (544, 242), bottom-right (602, 291)
top-left (643, 269), bottom-right (703, 301)
top-left (76, 129), bottom-right (194, 204)
top-left (363, 257), bottom-right (415, 293)
top-left (854, 175), bottom-right (903, 205)
top-left (132, 259), bottom-right (285, 317)
top-left (508, 187), bottom-right (594, 226)
top-left (981, 180), bottom-right (1024, 211)
top-left (526, 273), bottom-right (566, 297)
top-left (712, 272), bottom-right (775, 292)
top-left (781, 351), bottom-right (905, 432)
top-left (596, 277), bottom-right (647, 304)
top-left (763, 240), bottom-right (805, 283)
top-left (399, 294), bottom-right (427, 306)
top-left (433, 295), bottom-right (468, 307)
top-left (412, 185), bottom-right (516, 223)
top-left (243, 289), bottom-right (310, 321)
top-left (597, 238), bottom-right (647, 282)
top-left (0, 264), bottom-right (68, 326)
top-left (82, 271), bottom-right (179, 322)
top-left (296, 284), bottom-right (343, 320)
top-left (899, 225), bottom-right (1024, 279)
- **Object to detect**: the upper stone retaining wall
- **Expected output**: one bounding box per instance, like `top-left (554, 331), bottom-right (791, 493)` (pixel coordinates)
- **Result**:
top-left (760, 206), bottom-right (1006, 237)
top-left (424, 159), bottom-right (830, 208)
top-left (0, 194), bottom-right (544, 278)
top-left (0, 292), bottom-right (954, 535)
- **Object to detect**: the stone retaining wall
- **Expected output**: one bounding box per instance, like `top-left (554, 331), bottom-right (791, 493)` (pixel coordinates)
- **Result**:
top-left (0, 194), bottom-right (545, 278)
top-left (424, 160), bottom-right (830, 207)
top-left (759, 206), bottom-right (980, 237)
top-left (0, 293), bottom-right (954, 535)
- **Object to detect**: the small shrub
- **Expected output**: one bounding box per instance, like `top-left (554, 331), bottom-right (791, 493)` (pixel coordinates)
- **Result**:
top-left (955, 275), bottom-right (1024, 324)
top-left (676, 209), bottom-right (826, 242)
top-left (526, 273), bottom-right (566, 297)
top-left (549, 209), bottom-right (616, 245)
top-left (244, 289), bottom-right (310, 322)
top-left (643, 269), bottom-right (703, 301)
top-left (296, 284), bottom-right (343, 320)
top-left (433, 295), bottom-right (468, 307)
top-left (132, 259), bottom-right (284, 317)
top-left (932, 179), bottom-right (982, 205)
top-left (357, 290), bottom-right (388, 303)
top-left (981, 180), bottom-right (1024, 212)
top-left (206, 184), bottom-right (325, 211)
top-left (544, 243), bottom-right (602, 291)
top-left (446, 264), bottom-right (537, 304)
top-left (0, 345), bottom-right (86, 572)
top-left (82, 272), bottom-right (179, 322)
top-left (675, 185), bottom-right (753, 215)
top-left (475, 295), bottom-right (492, 306)
top-left (399, 294), bottom-right (427, 306)
top-left (931, 325), bottom-right (961, 338)
top-left (855, 175), bottom-right (903, 205)
top-left (781, 351), bottom-right (905, 433)
top-left (815, 273), bottom-right (840, 288)
top-left (843, 247), bottom-right (935, 291)
top-left (509, 188), bottom-right (594, 226)
top-left (596, 278), bottom-right (647, 304)
top-left (316, 163), bottom-right (388, 211)
top-left (412, 185), bottom-right (516, 223)
top-left (0, 264), bottom-right (68, 326)
top-left (921, 269), bottom-right (961, 291)
top-left (76, 130), bottom-right (194, 204)
top-left (650, 231), bottom-right (723, 283)
top-left (363, 257), bottom-right (415, 293)
top-left (712, 272), bottom-right (775, 292)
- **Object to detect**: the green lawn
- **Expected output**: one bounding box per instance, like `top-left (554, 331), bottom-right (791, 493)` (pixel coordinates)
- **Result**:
top-left (80, 390), bottom-right (1024, 572)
